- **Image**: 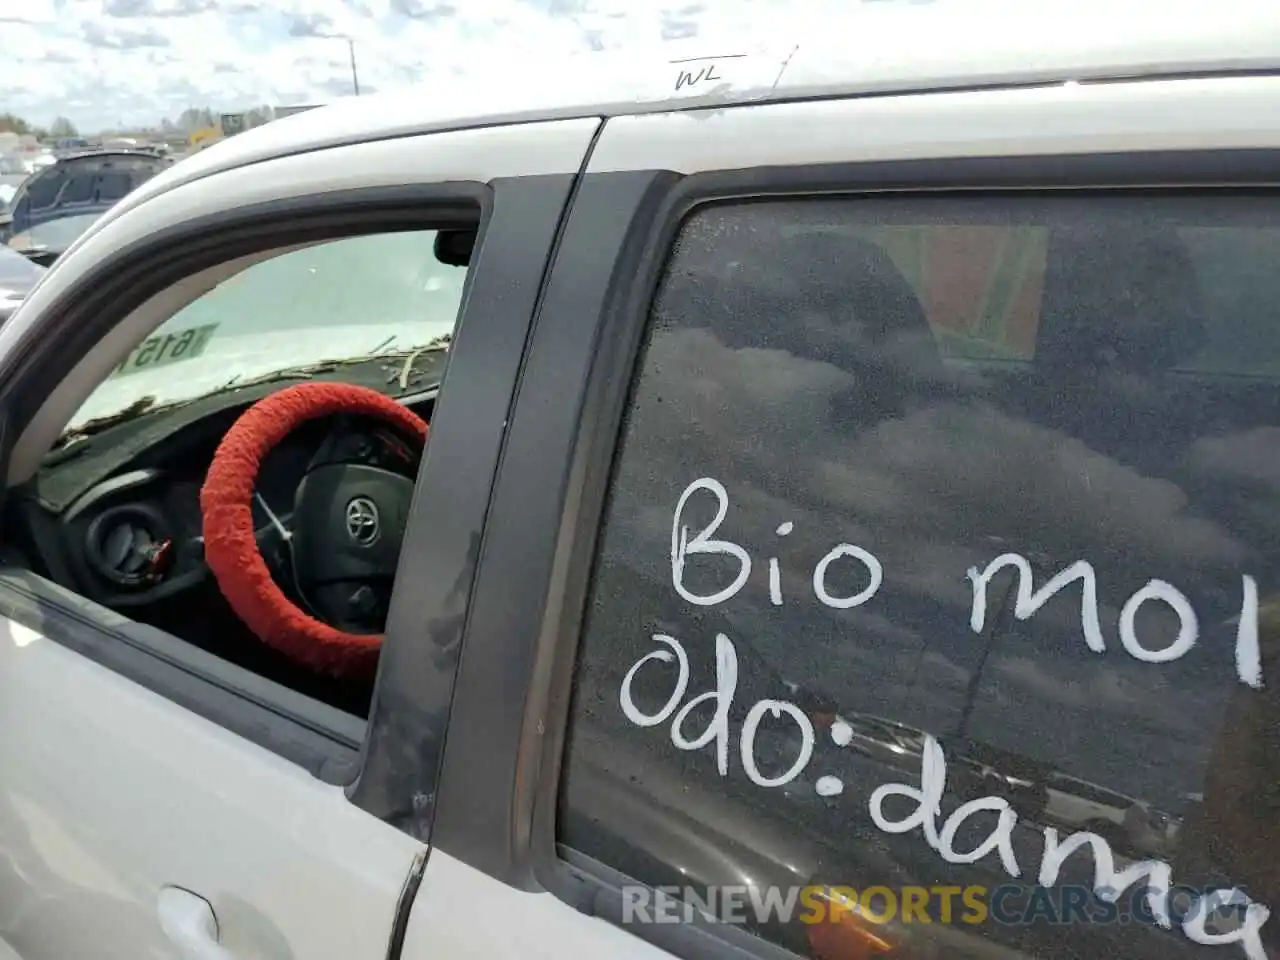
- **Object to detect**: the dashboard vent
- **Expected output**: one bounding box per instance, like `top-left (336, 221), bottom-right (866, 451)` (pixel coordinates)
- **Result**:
top-left (85, 505), bottom-right (171, 588)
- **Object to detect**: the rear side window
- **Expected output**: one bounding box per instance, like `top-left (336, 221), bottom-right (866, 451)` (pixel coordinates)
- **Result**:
top-left (58, 174), bottom-right (95, 204)
top-left (24, 176), bottom-right (62, 211)
top-left (97, 171), bottom-right (134, 201)
top-left (559, 194), bottom-right (1280, 960)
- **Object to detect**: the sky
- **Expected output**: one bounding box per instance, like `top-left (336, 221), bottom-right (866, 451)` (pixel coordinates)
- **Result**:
top-left (0, 0), bottom-right (828, 132)
top-left (7, 0), bottom-right (1269, 135)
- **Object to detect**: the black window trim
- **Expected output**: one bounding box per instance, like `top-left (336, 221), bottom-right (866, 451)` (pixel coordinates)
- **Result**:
top-left (0, 176), bottom-right (574, 794)
top-left (429, 148), bottom-right (1280, 960)
top-left (348, 172), bottom-right (582, 832)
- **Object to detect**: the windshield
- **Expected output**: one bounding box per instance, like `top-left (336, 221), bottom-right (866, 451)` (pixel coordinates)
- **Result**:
top-left (8, 213), bottom-right (102, 255)
top-left (66, 229), bottom-right (467, 432)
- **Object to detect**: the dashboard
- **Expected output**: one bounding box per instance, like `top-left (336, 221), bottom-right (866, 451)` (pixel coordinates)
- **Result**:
top-left (9, 387), bottom-right (434, 615)
top-left (31, 414), bottom-right (328, 610)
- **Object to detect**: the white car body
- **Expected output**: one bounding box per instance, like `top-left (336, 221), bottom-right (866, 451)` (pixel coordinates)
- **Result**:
top-left (0, 3), bottom-right (1276, 958)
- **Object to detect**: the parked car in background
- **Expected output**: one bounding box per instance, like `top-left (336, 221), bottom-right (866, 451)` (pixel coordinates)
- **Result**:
top-left (0, 149), bottom-right (171, 267)
top-left (0, 244), bottom-right (44, 324)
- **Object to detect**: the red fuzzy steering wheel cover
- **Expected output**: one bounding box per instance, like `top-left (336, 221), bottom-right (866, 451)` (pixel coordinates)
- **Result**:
top-left (199, 383), bottom-right (428, 678)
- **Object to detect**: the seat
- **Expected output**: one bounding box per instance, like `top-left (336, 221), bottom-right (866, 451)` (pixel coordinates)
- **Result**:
top-left (657, 220), bottom-right (941, 427)
top-left (1034, 221), bottom-right (1206, 377)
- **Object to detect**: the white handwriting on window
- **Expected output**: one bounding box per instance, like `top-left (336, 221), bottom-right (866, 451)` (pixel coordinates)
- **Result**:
top-left (627, 475), bottom-right (1279, 959)
top-left (616, 633), bottom-right (1274, 959)
top-left (671, 476), bottom-right (882, 610)
top-left (671, 476), bottom-right (1262, 689)
top-left (619, 631), bottom-right (814, 787)
top-left (872, 736), bottom-right (1271, 960)
top-left (968, 553), bottom-right (1262, 688)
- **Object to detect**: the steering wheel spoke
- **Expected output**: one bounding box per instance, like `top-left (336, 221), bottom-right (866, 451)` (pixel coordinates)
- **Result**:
top-left (253, 511), bottom-right (293, 546)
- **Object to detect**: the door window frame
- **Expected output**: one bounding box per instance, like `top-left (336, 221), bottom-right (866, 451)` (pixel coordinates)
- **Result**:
top-left (0, 169), bottom-right (580, 829)
top-left (427, 145), bottom-right (1280, 960)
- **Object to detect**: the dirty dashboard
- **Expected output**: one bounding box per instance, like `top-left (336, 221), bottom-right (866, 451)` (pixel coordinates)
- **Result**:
top-left (0, 352), bottom-right (444, 707)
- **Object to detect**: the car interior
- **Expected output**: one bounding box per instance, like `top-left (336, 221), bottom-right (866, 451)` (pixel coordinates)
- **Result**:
top-left (0, 225), bottom-right (478, 719)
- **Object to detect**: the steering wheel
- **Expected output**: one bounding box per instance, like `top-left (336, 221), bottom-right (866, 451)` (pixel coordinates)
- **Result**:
top-left (199, 383), bottom-right (428, 678)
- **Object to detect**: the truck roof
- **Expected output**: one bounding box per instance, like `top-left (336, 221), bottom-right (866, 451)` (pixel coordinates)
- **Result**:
top-left (97, 1), bottom-right (1280, 220)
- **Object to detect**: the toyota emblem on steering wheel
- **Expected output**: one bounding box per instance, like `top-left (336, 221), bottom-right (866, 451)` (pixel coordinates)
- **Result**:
top-left (344, 497), bottom-right (381, 547)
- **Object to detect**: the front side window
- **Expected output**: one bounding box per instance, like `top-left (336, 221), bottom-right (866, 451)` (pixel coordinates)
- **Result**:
top-left (560, 194), bottom-right (1280, 960)
top-left (20, 224), bottom-right (472, 719)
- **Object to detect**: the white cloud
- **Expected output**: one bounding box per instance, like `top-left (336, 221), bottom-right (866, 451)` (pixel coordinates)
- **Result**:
top-left (0, 0), bottom-right (831, 131)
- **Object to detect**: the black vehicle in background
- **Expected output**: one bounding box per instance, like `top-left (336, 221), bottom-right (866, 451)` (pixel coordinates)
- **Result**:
top-left (0, 149), bottom-right (171, 268)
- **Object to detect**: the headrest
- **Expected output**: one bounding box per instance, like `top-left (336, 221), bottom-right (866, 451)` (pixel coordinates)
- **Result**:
top-left (658, 223), bottom-right (938, 374)
top-left (1034, 223), bottom-right (1206, 375)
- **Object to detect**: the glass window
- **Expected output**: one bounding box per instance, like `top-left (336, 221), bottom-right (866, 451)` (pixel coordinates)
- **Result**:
top-left (35, 226), bottom-right (470, 718)
top-left (560, 194), bottom-right (1280, 960)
